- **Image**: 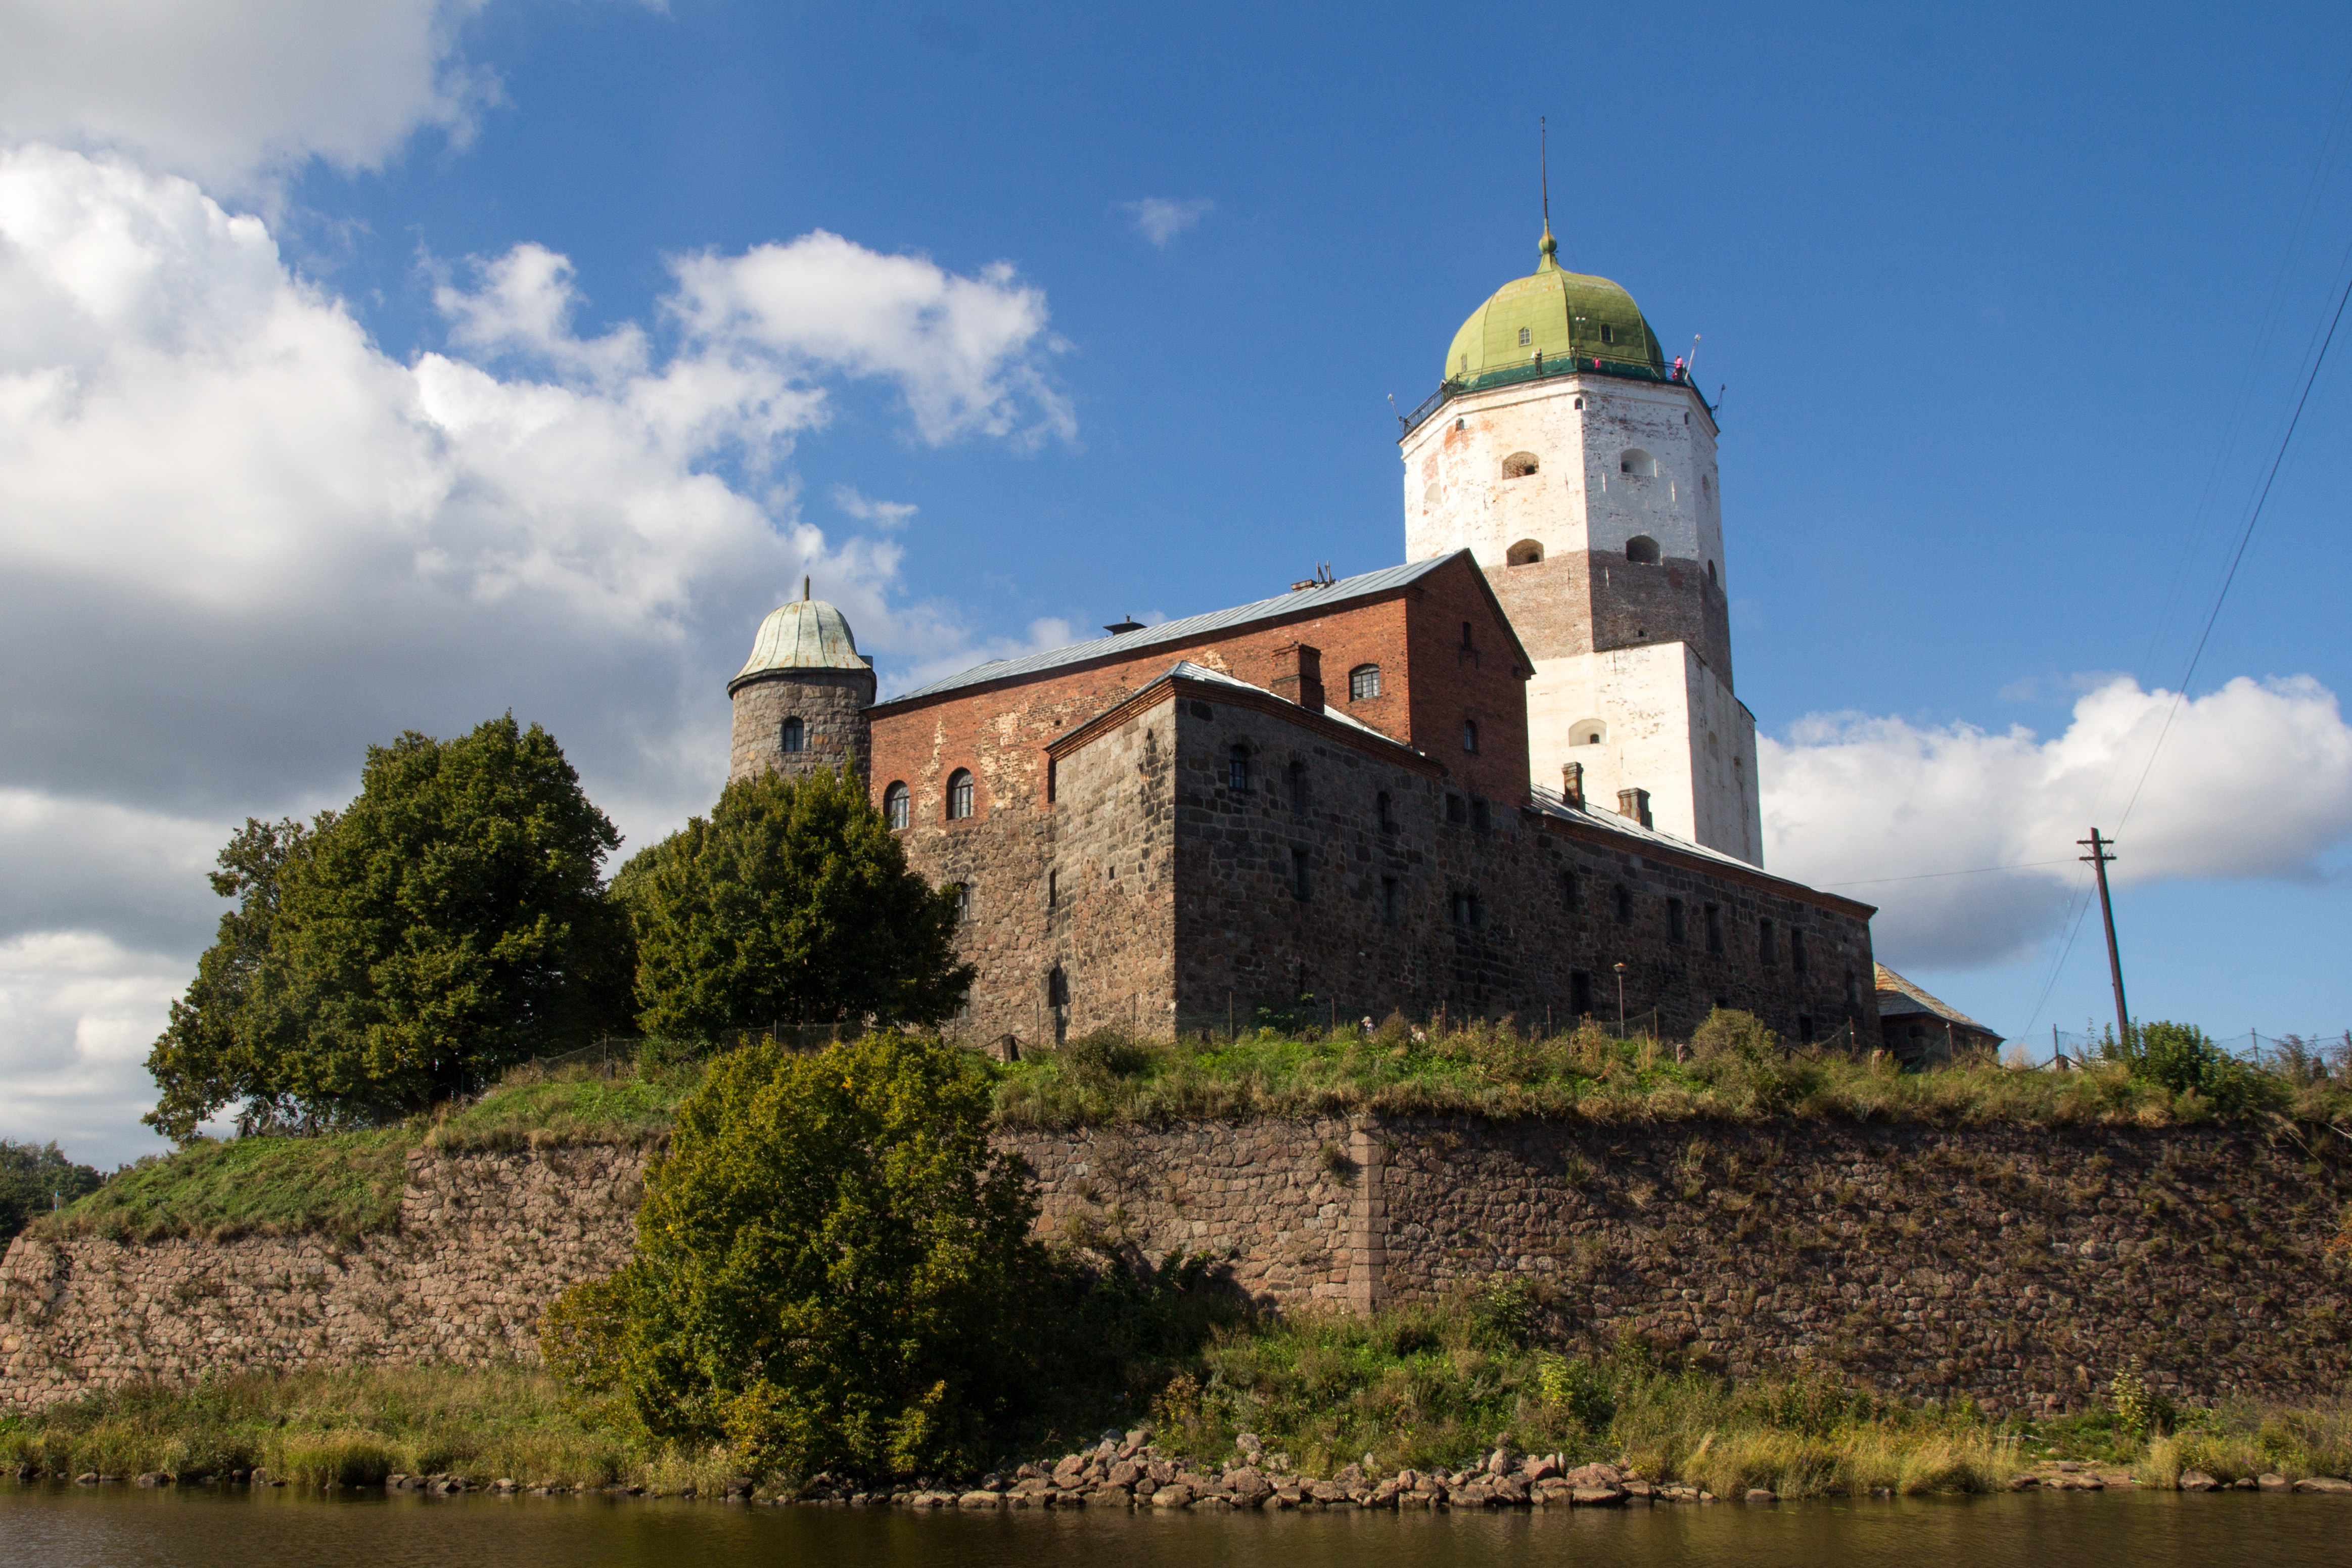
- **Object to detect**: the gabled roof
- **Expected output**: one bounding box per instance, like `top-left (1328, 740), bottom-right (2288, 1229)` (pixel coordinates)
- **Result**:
top-left (882, 551), bottom-right (1516, 706)
top-left (1874, 963), bottom-right (1997, 1038)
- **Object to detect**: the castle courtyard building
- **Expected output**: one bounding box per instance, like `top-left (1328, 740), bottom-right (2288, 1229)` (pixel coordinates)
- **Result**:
top-left (727, 230), bottom-right (1879, 1050)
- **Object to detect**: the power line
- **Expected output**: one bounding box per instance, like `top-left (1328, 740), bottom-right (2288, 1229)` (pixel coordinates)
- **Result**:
top-left (1821, 858), bottom-right (2070, 889)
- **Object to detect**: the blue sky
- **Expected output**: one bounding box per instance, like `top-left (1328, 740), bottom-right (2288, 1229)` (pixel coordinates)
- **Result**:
top-left (3, 0), bottom-right (2349, 1160)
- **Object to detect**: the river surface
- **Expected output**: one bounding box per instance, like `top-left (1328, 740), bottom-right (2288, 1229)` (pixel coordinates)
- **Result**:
top-left (4, 1483), bottom-right (2345, 1567)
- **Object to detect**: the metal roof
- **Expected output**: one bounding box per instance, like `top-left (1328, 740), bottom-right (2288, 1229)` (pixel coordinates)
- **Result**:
top-left (1873, 963), bottom-right (1996, 1037)
top-left (1046, 660), bottom-right (1422, 754)
top-left (885, 553), bottom-right (1470, 705)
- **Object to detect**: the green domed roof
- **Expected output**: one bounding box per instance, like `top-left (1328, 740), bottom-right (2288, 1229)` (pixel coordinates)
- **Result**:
top-left (1444, 230), bottom-right (1666, 383)
top-left (730, 581), bottom-right (873, 692)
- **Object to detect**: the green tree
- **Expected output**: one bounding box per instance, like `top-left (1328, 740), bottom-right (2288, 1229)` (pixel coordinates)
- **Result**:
top-left (145, 717), bottom-right (631, 1137)
top-left (541, 1033), bottom-right (1037, 1477)
top-left (0, 1141), bottom-right (103, 1243)
top-left (617, 767), bottom-right (971, 1038)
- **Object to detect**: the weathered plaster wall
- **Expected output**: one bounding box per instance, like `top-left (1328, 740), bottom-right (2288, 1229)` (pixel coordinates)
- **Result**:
top-left (0, 1145), bottom-right (649, 1414)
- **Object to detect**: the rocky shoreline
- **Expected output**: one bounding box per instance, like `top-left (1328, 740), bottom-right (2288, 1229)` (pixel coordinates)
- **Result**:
top-left (22, 1434), bottom-right (2352, 1507)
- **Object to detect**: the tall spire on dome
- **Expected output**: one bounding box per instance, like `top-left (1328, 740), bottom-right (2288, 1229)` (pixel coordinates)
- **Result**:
top-left (1538, 115), bottom-right (1558, 272)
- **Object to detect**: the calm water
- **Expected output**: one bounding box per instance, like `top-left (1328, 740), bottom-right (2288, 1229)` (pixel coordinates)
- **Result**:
top-left (4, 1483), bottom-right (2346, 1567)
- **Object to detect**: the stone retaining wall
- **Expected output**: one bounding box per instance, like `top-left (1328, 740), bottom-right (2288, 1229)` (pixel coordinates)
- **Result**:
top-left (0, 1145), bottom-right (649, 1413)
top-left (7, 1118), bottom-right (2348, 1416)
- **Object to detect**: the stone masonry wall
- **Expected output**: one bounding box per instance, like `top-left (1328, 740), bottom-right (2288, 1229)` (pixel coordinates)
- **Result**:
top-left (13, 1118), bottom-right (2342, 1418)
top-left (0, 1145), bottom-right (648, 1414)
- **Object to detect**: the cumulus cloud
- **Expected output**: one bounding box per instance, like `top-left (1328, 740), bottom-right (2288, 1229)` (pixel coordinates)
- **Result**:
top-left (0, 0), bottom-right (499, 189)
top-left (0, 145), bottom-right (1073, 1159)
top-left (0, 932), bottom-right (190, 1163)
top-left (832, 485), bottom-right (918, 531)
top-left (1123, 197), bottom-right (1213, 249)
top-left (1762, 675), bottom-right (2352, 969)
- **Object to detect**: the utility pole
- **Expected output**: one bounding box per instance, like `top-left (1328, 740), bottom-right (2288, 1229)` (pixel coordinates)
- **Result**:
top-left (1614, 962), bottom-right (1627, 1038)
top-left (2079, 828), bottom-right (2131, 1048)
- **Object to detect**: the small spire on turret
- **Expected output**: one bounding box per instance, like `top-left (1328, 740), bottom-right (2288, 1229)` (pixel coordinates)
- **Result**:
top-left (803, 576), bottom-right (811, 601)
top-left (1538, 116), bottom-right (1559, 272)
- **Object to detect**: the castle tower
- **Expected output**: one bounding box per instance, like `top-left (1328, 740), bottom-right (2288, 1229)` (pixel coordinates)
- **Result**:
top-left (727, 580), bottom-right (877, 786)
top-left (1399, 227), bottom-right (1763, 864)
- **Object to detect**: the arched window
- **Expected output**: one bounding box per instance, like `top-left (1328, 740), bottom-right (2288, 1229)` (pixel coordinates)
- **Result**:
top-left (1287, 760), bottom-right (1309, 814)
top-left (1227, 745), bottom-right (1251, 791)
top-left (1047, 965), bottom-right (1069, 1007)
top-left (883, 781), bottom-right (910, 830)
top-left (1502, 451), bottom-right (1539, 479)
top-left (1619, 448), bottom-right (1658, 477)
top-left (1459, 620), bottom-right (1475, 650)
top-left (946, 769), bottom-right (975, 820)
top-left (1349, 663), bottom-right (1381, 701)
top-left (1571, 718), bottom-right (1607, 746)
top-left (1625, 535), bottom-right (1661, 565)
top-left (1506, 539), bottom-right (1544, 566)
top-left (1376, 791), bottom-right (1395, 831)
top-left (1462, 719), bottom-right (1480, 754)
top-left (779, 716), bottom-right (804, 753)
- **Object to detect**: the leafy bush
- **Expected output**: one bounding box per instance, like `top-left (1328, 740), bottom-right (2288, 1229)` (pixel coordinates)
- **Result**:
top-left (616, 767), bottom-right (972, 1039)
top-left (542, 1033), bottom-right (1038, 1479)
top-left (2107, 1022), bottom-right (2280, 1117)
top-left (0, 1140), bottom-right (102, 1243)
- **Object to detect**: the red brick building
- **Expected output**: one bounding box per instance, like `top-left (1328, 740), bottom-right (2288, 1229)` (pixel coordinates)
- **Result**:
top-left (727, 551), bottom-right (1878, 1049)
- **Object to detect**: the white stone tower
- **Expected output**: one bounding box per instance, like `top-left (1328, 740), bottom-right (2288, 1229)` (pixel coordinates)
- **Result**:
top-left (1399, 227), bottom-right (1763, 863)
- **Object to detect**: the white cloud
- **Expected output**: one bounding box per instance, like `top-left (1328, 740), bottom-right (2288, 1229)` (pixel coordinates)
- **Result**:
top-left (0, 931), bottom-right (191, 1166)
top-left (0, 144), bottom-right (1074, 1158)
top-left (1762, 674), bottom-right (2352, 969)
top-left (833, 484), bottom-right (918, 531)
top-left (1123, 197), bottom-right (1213, 249)
top-left (0, 0), bottom-right (497, 190)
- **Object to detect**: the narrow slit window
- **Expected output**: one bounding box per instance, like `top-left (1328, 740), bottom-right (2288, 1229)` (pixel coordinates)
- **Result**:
top-left (1668, 897), bottom-right (1686, 944)
top-left (1462, 719), bottom-right (1480, 754)
top-left (1615, 884), bottom-right (1633, 924)
top-left (1291, 848), bottom-right (1311, 901)
top-left (1376, 791), bottom-right (1395, 831)
top-left (1228, 746), bottom-right (1251, 791)
top-left (1381, 875), bottom-right (1399, 925)
top-left (1760, 918), bottom-right (1777, 966)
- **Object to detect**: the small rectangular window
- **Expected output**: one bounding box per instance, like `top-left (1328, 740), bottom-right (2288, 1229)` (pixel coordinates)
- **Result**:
top-left (1760, 918), bottom-right (1777, 966)
top-left (1613, 884), bottom-right (1632, 924)
top-left (1471, 798), bottom-right (1491, 832)
top-left (1381, 875), bottom-right (1398, 926)
top-left (1791, 929), bottom-right (1809, 975)
top-left (1705, 904), bottom-right (1724, 954)
top-left (1563, 870), bottom-right (1581, 910)
top-left (1450, 891), bottom-right (1469, 925)
top-left (1599, 322), bottom-right (1616, 345)
top-left (1570, 970), bottom-right (1593, 1018)
top-left (1349, 665), bottom-right (1381, 701)
top-left (1446, 794), bottom-right (1467, 824)
top-left (1797, 1013), bottom-right (1817, 1044)
top-left (1668, 897), bottom-right (1686, 944)
top-left (1291, 848), bottom-right (1310, 901)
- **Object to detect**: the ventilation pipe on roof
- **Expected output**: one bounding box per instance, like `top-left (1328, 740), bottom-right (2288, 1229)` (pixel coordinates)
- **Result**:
top-left (1562, 761), bottom-right (1585, 810)
top-left (1618, 788), bottom-right (1652, 829)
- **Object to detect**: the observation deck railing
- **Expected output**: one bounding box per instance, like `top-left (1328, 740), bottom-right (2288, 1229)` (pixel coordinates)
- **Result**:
top-left (1398, 354), bottom-right (1711, 438)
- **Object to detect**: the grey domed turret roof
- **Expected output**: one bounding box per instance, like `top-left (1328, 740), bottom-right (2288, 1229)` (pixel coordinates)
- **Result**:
top-left (729, 580), bottom-right (874, 693)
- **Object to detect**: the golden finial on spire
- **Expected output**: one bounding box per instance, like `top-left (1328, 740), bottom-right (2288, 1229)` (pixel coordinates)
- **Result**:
top-left (1539, 116), bottom-right (1558, 269)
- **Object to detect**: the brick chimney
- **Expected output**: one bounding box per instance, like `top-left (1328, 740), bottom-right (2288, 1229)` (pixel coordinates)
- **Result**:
top-left (1561, 761), bottom-right (1584, 809)
top-left (1268, 641), bottom-right (1324, 712)
top-left (1618, 787), bottom-right (1652, 828)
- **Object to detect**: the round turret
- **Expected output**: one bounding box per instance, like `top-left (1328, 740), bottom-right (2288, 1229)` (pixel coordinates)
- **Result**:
top-left (727, 580), bottom-right (876, 785)
top-left (1443, 229), bottom-right (1666, 383)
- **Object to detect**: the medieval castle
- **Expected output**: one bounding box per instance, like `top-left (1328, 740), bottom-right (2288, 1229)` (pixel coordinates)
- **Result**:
top-left (723, 226), bottom-right (1883, 1050)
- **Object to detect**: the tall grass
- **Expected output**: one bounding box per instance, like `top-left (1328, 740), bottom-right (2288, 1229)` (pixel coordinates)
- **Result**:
top-left (0, 1366), bottom-right (721, 1490)
top-left (993, 1011), bottom-right (2350, 1131)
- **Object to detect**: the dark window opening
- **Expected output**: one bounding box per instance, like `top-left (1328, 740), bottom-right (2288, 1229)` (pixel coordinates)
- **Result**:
top-left (1797, 1013), bottom-right (1817, 1044)
top-left (1668, 897), bottom-right (1687, 944)
top-left (946, 769), bottom-right (975, 820)
top-left (1228, 746), bottom-right (1251, 791)
top-left (1563, 870), bottom-right (1581, 910)
top-left (1047, 966), bottom-right (1069, 1007)
top-left (1791, 930), bottom-right (1810, 975)
top-left (1570, 970), bottom-right (1593, 1017)
top-left (1291, 848), bottom-right (1311, 901)
top-left (1760, 918), bottom-right (1777, 966)
top-left (1189, 700), bottom-right (1215, 720)
top-left (1445, 794), bottom-right (1467, 825)
top-left (1614, 884), bottom-right (1633, 924)
top-left (1598, 322), bottom-right (1616, 344)
top-left (1625, 535), bottom-right (1661, 565)
top-left (1705, 904), bottom-right (1724, 954)
top-left (1047, 869), bottom-right (1058, 908)
top-left (1506, 538), bottom-right (1544, 565)
top-left (1471, 797), bottom-right (1491, 832)
top-left (1381, 875), bottom-right (1399, 925)
top-left (1376, 791), bottom-right (1395, 831)
top-left (1287, 760), bottom-right (1309, 814)
top-left (955, 883), bottom-right (972, 919)
top-left (1451, 890), bottom-right (1482, 926)
top-left (1502, 451), bottom-right (1539, 479)
top-left (883, 781), bottom-right (909, 831)
top-left (1462, 719), bottom-right (1480, 754)
top-left (1844, 969), bottom-right (1858, 1007)
top-left (1349, 663), bottom-right (1381, 701)
top-left (1459, 620), bottom-right (1475, 650)
top-left (779, 716), bottom-right (804, 754)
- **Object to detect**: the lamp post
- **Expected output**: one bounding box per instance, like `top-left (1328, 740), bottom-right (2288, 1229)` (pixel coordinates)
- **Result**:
top-left (1614, 962), bottom-right (1627, 1038)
